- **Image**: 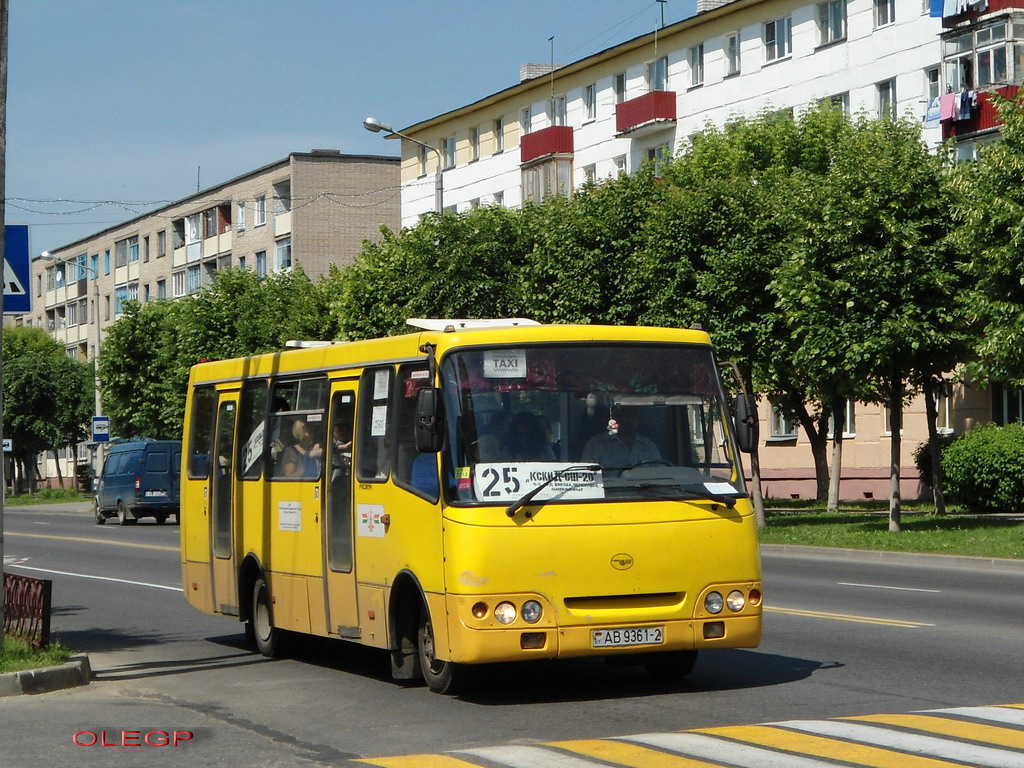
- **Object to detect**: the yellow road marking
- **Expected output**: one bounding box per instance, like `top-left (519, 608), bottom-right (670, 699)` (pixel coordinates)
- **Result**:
top-left (766, 605), bottom-right (933, 627)
top-left (849, 713), bottom-right (1024, 749)
top-left (555, 738), bottom-right (723, 767)
top-left (5, 531), bottom-right (178, 552)
top-left (353, 755), bottom-right (482, 768)
top-left (699, 724), bottom-right (973, 768)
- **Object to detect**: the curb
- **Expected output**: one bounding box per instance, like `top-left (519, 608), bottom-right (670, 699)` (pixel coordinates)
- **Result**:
top-left (761, 544), bottom-right (1024, 573)
top-left (0, 654), bottom-right (91, 697)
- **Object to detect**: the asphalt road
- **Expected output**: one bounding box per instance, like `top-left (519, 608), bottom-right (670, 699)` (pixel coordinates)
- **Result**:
top-left (2, 503), bottom-right (1022, 767)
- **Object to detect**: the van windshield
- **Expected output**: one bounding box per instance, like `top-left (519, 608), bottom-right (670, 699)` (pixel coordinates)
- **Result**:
top-left (439, 343), bottom-right (745, 506)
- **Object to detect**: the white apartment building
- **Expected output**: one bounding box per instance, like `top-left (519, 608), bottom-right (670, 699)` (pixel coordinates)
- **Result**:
top-left (368, 0), bottom-right (1022, 499)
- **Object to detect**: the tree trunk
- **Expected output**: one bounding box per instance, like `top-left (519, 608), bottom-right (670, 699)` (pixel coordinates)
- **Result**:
top-left (827, 399), bottom-right (844, 513)
top-left (889, 375), bottom-right (903, 533)
top-left (923, 379), bottom-right (947, 516)
top-left (794, 402), bottom-right (830, 501)
top-left (744, 375), bottom-right (766, 528)
top-left (53, 449), bottom-right (65, 491)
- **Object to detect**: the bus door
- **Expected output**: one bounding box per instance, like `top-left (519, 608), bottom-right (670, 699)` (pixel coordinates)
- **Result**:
top-left (322, 388), bottom-right (358, 637)
top-left (210, 394), bottom-right (239, 616)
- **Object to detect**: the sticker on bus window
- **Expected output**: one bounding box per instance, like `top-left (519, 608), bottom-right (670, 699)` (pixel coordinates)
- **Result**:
top-left (373, 370), bottom-right (390, 400)
top-left (456, 466), bottom-right (472, 491)
top-left (242, 421), bottom-right (265, 474)
top-left (370, 405), bottom-right (388, 437)
top-left (483, 349), bottom-right (526, 379)
top-left (279, 501), bottom-right (301, 532)
top-left (358, 504), bottom-right (386, 538)
top-left (473, 462), bottom-right (605, 503)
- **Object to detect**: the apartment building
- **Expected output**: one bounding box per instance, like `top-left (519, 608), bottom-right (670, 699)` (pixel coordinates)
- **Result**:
top-left (366, 0), bottom-right (1023, 499)
top-left (26, 150), bottom-right (398, 484)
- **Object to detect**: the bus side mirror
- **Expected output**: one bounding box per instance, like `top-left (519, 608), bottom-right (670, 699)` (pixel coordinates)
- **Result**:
top-left (734, 393), bottom-right (756, 454)
top-left (415, 388), bottom-right (444, 453)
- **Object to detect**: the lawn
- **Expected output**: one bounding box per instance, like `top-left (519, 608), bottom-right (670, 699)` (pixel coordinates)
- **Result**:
top-left (0, 636), bottom-right (73, 674)
top-left (759, 508), bottom-right (1024, 560)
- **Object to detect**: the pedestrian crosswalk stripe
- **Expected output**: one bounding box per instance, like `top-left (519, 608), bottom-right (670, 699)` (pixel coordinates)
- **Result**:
top-left (931, 706), bottom-right (1024, 726)
top-left (848, 713), bottom-right (1024, 750)
top-left (775, 719), bottom-right (1023, 768)
top-left (455, 745), bottom-right (611, 767)
top-left (556, 738), bottom-right (723, 768)
top-left (620, 732), bottom-right (839, 767)
top-left (354, 754), bottom-right (481, 768)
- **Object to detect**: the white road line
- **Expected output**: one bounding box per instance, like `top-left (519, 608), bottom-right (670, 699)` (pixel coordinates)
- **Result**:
top-left (620, 732), bottom-right (837, 767)
top-left (7, 563), bottom-right (182, 592)
top-left (456, 745), bottom-right (608, 768)
top-left (775, 719), bottom-right (1024, 768)
top-left (930, 705), bottom-right (1024, 727)
top-left (837, 582), bottom-right (941, 593)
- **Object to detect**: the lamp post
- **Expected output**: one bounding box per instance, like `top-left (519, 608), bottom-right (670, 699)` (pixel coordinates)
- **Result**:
top-left (363, 116), bottom-right (444, 214)
top-left (41, 251), bottom-right (104, 478)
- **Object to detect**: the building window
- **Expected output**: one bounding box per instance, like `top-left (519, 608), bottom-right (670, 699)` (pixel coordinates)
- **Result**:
top-left (254, 195), bottom-right (267, 227)
top-left (157, 279), bottom-right (166, 299)
top-left (114, 286), bottom-right (127, 316)
top-left (143, 236), bottom-right (150, 263)
top-left (187, 264), bottom-right (201, 294)
top-left (470, 126), bottom-right (480, 162)
top-left (614, 155), bottom-right (627, 177)
top-left (127, 282), bottom-right (139, 302)
top-left (826, 91), bottom-right (851, 115)
top-left (550, 95), bottom-right (567, 126)
top-left (276, 237), bottom-right (292, 271)
top-left (236, 202), bottom-right (246, 231)
top-left (520, 106), bottom-right (532, 136)
top-left (765, 17), bottom-right (792, 62)
top-left (66, 301), bottom-right (78, 328)
top-left (185, 213), bottom-right (201, 243)
top-left (104, 250), bottom-right (110, 275)
top-left (492, 190), bottom-right (504, 207)
top-left (91, 253), bottom-right (99, 277)
top-left (878, 79), bottom-right (897, 118)
top-left (689, 44), bottom-right (704, 86)
top-left (725, 32), bottom-right (741, 76)
top-left (144, 284), bottom-right (150, 303)
top-left (75, 252), bottom-right (87, 281)
top-left (493, 117), bottom-right (505, 153)
top-left (828, 400), bottom-right (856, 439)
top-left (522, 157), bottom-right (573, 203)
top-left (770, 405), bottom-right (798, 439)
top-left (172, 271), bottom-right (186, 298)
top-left (273, 181), bottom-right (291, 215)
top-left (874, 0), bottom-right (895, 27)
top-left (204, 208), bottom-right (218, 239)
top-left (255, 250), bottom-right (267, 278)
top-left (647, 56), bottom-right (668, 91)
top-left (926, 66), bottom-right (941, 102)
top-left (584, 84), bottom-right (597, 121)
top-left (613, 72), bottom-right (626, 103)
top-left (115, 237), bottom-right (138, 267)
top-left (583, 164), bottom-right (597, 183)
top-left (948, 20), bottom-right (1013, 88)
top-left (441, 136), bottom-right (456, 169)
top-left (818, 0), bottom-right (847, 46)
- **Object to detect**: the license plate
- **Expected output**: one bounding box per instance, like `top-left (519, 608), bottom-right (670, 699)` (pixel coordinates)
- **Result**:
top-left (591, 626), bottom-right (664, 648)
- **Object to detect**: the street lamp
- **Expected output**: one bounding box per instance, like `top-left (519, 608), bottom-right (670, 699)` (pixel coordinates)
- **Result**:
top-left (363, 116), bottom-right (444, 214)
top-left (40, 251), bottom-right (105, 476)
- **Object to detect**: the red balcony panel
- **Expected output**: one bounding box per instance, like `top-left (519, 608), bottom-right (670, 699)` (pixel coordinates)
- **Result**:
top-left (942, 85), bottom-right (1020, 140)
top-left (942, 0), bottom-right (1019, 28)
top-left (520, 125), bottom-right (574, 164)
top-left (615, 90), bottom-right (677, 134)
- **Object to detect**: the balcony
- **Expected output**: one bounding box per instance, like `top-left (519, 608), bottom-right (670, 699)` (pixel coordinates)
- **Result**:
top-left (942, 85), bottom-right (1019, 140)
top-left (616, 90), bottom-right (677, 136)
top-left (520, 125), bottom-right (574, 164)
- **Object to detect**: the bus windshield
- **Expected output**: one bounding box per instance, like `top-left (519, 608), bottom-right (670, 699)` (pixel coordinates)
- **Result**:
top-left (440, 343), bottom-right (746, 506)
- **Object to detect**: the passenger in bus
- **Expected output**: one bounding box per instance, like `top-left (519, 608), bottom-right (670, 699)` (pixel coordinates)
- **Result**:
top-left (330, 421), bottom-right (353, 483)
top-left (582, 406), bottom-right (661, 468)
top-left (501, 412), bottom-right (556, 462)
top-left (278, 419), bottom-right (322, 478)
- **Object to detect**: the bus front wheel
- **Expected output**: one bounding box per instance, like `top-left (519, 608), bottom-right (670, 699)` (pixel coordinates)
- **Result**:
top-left (251, 576), bottom-right (283, 658)
top-left (417, 606), bottom-right (466, 695)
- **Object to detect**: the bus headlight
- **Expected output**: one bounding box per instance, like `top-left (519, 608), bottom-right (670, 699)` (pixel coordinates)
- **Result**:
top-left (726, 590), bottom-right (746, 612)
top-left (705, 591), bottom-right (724, 614)
top-left (494, 601), bottom-right (517, 624)
top-left (521, 600), bottom-right (542, 624)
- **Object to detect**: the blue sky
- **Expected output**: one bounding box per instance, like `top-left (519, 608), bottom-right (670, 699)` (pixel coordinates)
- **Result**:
top-left (7, 0), bottom-right (697, 254)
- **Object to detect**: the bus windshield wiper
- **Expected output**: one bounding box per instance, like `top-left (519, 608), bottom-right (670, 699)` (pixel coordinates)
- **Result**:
top-left (505, 464), bottom-right (601, 518)
top-left (610, 477), bottom-right (741, 508)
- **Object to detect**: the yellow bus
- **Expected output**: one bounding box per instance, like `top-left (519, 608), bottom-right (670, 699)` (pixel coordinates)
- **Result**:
top-left (180, 319), bottom-right (762, 693)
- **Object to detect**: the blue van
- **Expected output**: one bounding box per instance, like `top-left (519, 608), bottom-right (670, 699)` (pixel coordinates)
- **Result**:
top-left (94, 439), bottom-right (182, 525)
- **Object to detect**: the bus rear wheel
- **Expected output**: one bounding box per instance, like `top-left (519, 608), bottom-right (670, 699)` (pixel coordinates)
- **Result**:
top-left (417, 606), bottom-right (467, 695)
top-left (251, 576), bottom-right (283, 658)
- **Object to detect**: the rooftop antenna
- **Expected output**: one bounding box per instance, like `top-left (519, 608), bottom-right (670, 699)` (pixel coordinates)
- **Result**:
top-left (549, 35), bottom-right (555, 101)
top-left (196, 166), bottom-right (201, 193)
top-left (658, 0), bottom-right (667, 28)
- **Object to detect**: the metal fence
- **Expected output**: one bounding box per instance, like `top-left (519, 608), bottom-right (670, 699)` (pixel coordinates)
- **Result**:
top-left (3, 573), bottom-right (52, 648)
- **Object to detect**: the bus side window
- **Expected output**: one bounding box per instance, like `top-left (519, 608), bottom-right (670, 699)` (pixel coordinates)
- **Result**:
top-left (188, 387), bottom-right (217, 479)
top-left (393, 365), bottom-right (438, 499)
top-left (357, 367), bottom-right (393, 482)
top-left (238, 380), bottom-right (268, 480)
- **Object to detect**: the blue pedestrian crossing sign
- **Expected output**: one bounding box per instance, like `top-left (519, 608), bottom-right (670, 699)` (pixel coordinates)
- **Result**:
top-left (92, 416), bottom-right (111, 443)
top-left (4, 224), bottom-right (31, 315)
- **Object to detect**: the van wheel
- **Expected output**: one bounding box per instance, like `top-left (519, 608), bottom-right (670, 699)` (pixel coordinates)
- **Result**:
top-left (417, 605), bottom-right (469, 694)
top-left (94, 500), bottom-right (105, 525)
top-left (116, 502), bottom-right (136, 526)
top-left (155, 514), bottom-right (168, 525)
top-left (251, 576), bottom-right (284, 657)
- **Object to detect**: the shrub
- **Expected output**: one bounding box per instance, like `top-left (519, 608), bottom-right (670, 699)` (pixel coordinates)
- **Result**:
top-left (913, 433), bottom-right (958, 489)
top-left (941, 423), bottom-right (1024, 513)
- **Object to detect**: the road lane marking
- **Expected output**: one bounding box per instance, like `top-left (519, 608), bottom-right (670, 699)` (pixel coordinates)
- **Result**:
top-left (6, 563), bottom-right (181, 592)
top-left (777, 719), bottom-right (1023, 768)
top-left (5, 531), bottom-right (178, 552)
top-left (700, 724), bottom-right (969, 768)
top-left (848, 713), bottom-right (1024, 750)
top-left (765, 605), bottom-right (934, 627)
top-left (838, 582), bottom-right (941, 593)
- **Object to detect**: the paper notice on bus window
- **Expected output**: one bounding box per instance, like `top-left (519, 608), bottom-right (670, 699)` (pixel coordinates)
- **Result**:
top-left (483, 349), bottom-right (526, 378)
top-left (358, 504), bottom-right (386, 538)
top-left (370, 405), bottom-right (388, 436)
top-left (242, 421), bottom-right (265, 474)
top-left (374, 369), bottom-right (390, 400)
top-left (473, 462), bottom-right (605, 503)
top-left (279, 501), bottom-right (301, 532)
